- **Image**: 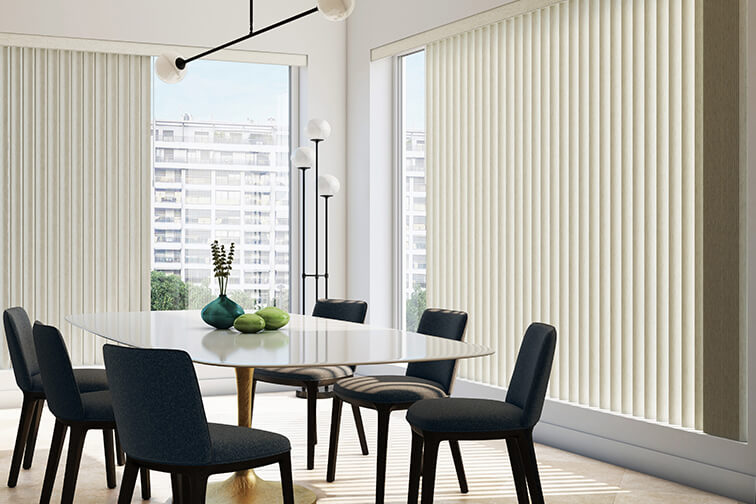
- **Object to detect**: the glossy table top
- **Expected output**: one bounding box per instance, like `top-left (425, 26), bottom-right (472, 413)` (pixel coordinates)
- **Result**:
top-left (66, 310), bottom-right (493, 368)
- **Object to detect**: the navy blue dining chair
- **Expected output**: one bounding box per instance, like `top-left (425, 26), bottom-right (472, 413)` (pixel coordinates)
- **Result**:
top-left (2, 307), bottom-right (120, 489)
top-left (326, 308), bottom-right (469, 504)
top-left (406, 323), bottom-right (557, 504)
top-left (251, 298), bottom-right (369, 469)
top-left (103, 344), bottom-right (295, 504)
top-left (32, 322), bottom-right (149, 504)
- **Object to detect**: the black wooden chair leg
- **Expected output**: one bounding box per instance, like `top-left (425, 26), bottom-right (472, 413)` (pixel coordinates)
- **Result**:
top-left (279, 453), bottom-right (295, 504)
top-left (326, 397), bottom-right (343, 482)
top-left (408, 430), bottom-right (423, 504)
top-left (449, 439), bottom-right (468, 493)
top-left (171, 473), bottom-right (184, 504)
top-left (190, 473), bottom-right (208, 504)
top-left (103, 428), bottom-right (117, 489)
top-left (420, 435), bottom-right (440, 504)
top-left (250, 378), bottom-right (258, 423)
top-left (506, 436), bottom-right (529, 503)
top-left (40, 420), bottom-right (67, 504)
top-left (140, 467), bottom-right (151, 500)
top-left (306, 382), bottom-right (318, 470)
top-left (22, 399), bottom-right (44, 470)
top-left (61, 425), bottom-right (87, 504)
top-left (115, 430), bottom-right (126, 466)
top-left (375, 408), bottom-right (391, 504)
top-left (8, 394), bottom-right (37, 487)
top-left (351, 404), bottom-right (369, 455)
top-left (117, 460), bottom-right (139, 504)
top-left (519, 430), bottom-right (544, 504)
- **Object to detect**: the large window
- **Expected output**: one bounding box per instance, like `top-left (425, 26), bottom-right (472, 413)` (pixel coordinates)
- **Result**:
top-left (151, 59), bottom-right (291, 311)
top-left (399, 51), bottom-right (427, 330)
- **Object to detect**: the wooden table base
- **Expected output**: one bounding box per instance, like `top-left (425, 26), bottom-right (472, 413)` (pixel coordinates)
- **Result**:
top-left (204, 368), bottom-right (317, 504)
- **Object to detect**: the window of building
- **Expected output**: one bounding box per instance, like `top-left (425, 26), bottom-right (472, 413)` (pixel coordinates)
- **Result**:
top-left (155, 168), bottom-right (180, 183)
top-left (154, 208), bottom-right (181, 224)
top-left (185, 249), bottom-right (209, 264)
top-left (245, 191), bottom-right (271, 207)
top-left (215, 209), bottom-right (241, 226)
top-left (185, 209), bottom-right (211, 225)
top-left (155, 229), bottom-right (181, 243)
top-left (155, 189), bottom-right (181, 204)
top-left (216, 170), bottom-right (242, 186)
top-left (186, 170), bottom-right (211, 185)
top-left (154, 249), bottom-right (180, 263)
top-left (185, 229), bottom-right (211, 244)
top-left (398, 50), bottom-right (427, 330)
top-left (185, 190), bottom-right (211, 205)
top-left (216, 190), bottom-right (240, 206)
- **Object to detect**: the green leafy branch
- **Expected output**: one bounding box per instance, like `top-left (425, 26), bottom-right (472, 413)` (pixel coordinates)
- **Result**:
top-left (211, 240), bottom-right (235, 296)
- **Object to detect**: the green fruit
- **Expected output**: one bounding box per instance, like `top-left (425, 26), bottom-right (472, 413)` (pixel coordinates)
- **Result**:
top-left (233, 314), bottom-right (266, 333)
top-left (255, 306), bottom-right (290, 330)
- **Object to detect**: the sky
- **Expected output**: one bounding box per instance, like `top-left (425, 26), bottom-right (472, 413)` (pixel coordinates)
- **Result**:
top-left (153, 53), bottom-right (426, 131)
top-left (403, 51), bottom-right (426, 131)
top-left (153, 59), bottom-right (290, 124)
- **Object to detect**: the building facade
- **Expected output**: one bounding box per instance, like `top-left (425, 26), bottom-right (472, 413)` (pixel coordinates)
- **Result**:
top-left (403, 130), bottom-right (427, 299)
top-left (152, 118), bottom-right (290, 308)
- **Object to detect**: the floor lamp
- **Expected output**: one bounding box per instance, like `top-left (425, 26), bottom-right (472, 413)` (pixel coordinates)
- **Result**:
top-left (292, 119), bottom-right (341, 314)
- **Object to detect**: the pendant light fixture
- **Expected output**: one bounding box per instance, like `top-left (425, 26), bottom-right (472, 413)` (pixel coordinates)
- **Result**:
top-left (155, 0), bottom-right (356, 84)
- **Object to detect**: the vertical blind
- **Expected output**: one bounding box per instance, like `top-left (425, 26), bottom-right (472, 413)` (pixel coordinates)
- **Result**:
top-left (426, 0), bottom-right (700, 429)
top-left (0, 46), bottom-right (151, 367)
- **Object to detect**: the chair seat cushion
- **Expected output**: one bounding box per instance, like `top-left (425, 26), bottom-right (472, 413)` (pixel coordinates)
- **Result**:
top-left (254, 366), bottom-right (354, 383)
top-left (334, 376), bottom-right (447, 405)
top-left (406, 398), bottom-right (526, 433)
top-left (30, 368), bottom-right (109, 394)
top-left (80, 390), bottom-right (115, 422)
top-left (208, 423), bottom-right (290, 465)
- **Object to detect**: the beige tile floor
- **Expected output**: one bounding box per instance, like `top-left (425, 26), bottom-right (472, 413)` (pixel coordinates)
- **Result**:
top-left (0, 392), bottom-right (740, 503)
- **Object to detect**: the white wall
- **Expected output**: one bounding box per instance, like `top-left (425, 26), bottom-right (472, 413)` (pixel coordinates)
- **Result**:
top-left (345, 1), bottom-right (756, 502)
top-left (0, 0), bottom-right (349, 310)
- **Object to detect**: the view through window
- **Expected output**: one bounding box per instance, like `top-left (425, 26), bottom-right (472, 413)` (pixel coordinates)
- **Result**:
top-left (400, 51), bottom-right (426, 330)
top-left (151, 60), bottom-right (291, 311)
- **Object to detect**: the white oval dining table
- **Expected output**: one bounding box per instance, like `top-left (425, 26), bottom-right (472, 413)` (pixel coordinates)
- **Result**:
top-left (66, 310), bottom-right (493, 504)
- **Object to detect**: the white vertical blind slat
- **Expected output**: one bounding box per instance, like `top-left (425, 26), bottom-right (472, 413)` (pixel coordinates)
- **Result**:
top-left (426, 0), bottom-right (699, 429)
top-left (0, 46), bottom-right (150, 368)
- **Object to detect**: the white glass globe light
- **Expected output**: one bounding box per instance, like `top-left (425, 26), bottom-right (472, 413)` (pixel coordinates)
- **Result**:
top-left (317, 0), bottom-right (355, 21)
top-left (155, 52), bottom-right (187, 84)
top-left (318, 174), bottom-right (341, 197)
top-left (306, 119), bottom-right (332, 141)
top-left (291, 147), bottom-right (315, 168)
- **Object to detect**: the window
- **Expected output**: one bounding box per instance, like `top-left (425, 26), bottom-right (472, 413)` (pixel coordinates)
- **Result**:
top-left (154, 249), bottom-right (180, 263)
top-left (154, 208), bottom-right (181, 224)
top-left (185, 229), bottom-right (211, 244)
top-left (186, 170), bottom-right (211, 185)
top-left (398, 50), bottom-right (427, 331)
top-left (245, 191), bottom-right (271, 207)
top-left (185, 249), bottom-right (209, 265)
top-left (185, 209), bottom-right (211, 225)
top-left (185, 190), bottom-right (211, 205)
top-left (155, 168), bottom-right (180, 183)
top-left (155, 229), bottom-right (181, 243)
top-left (215, 209), bottom-right (241, 226)
top-left (215, 190), bottom-right (240, 206)
top-left (155, 189), bottom-right (181, 204)
top-left (216, 170), bottom-right (242, 186)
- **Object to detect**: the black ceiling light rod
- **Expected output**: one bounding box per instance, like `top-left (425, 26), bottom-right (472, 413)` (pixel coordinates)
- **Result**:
top-left (156, 0), bottom-right (354, 83)
top-left (175, 1), bottom-right (319, 70)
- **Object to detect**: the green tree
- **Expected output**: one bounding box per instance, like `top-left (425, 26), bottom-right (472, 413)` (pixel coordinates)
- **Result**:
top-left (150, 271), bottom-right (188, 311)
top-left (405, 285), bottom-right (427, 331)
top-left (227, 289), bottom-right (262, 311)
top-left (187, 281), bottom-right (214, 309)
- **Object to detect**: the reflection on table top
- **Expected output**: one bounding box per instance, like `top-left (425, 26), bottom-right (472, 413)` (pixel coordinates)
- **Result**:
top-left (66, 311), bottom-right (493, 368)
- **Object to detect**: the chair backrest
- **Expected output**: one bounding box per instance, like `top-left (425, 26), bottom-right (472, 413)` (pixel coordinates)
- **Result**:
top-left (312, 299), bottom-right (368, 324)
top-left (3, 307), bottom-right (40, 393)
top-left (103, 345), bottom-right (213, 466)
top-left (505, 323), bottom-right (557, 428)
top-left (32, 322), bottom-right (85, 421)
top-left (405, 309), bottom-right (468, 394)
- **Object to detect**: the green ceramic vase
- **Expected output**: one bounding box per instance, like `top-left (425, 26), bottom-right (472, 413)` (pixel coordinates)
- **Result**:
top-left (201, 295), bottom-right (244, 329)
